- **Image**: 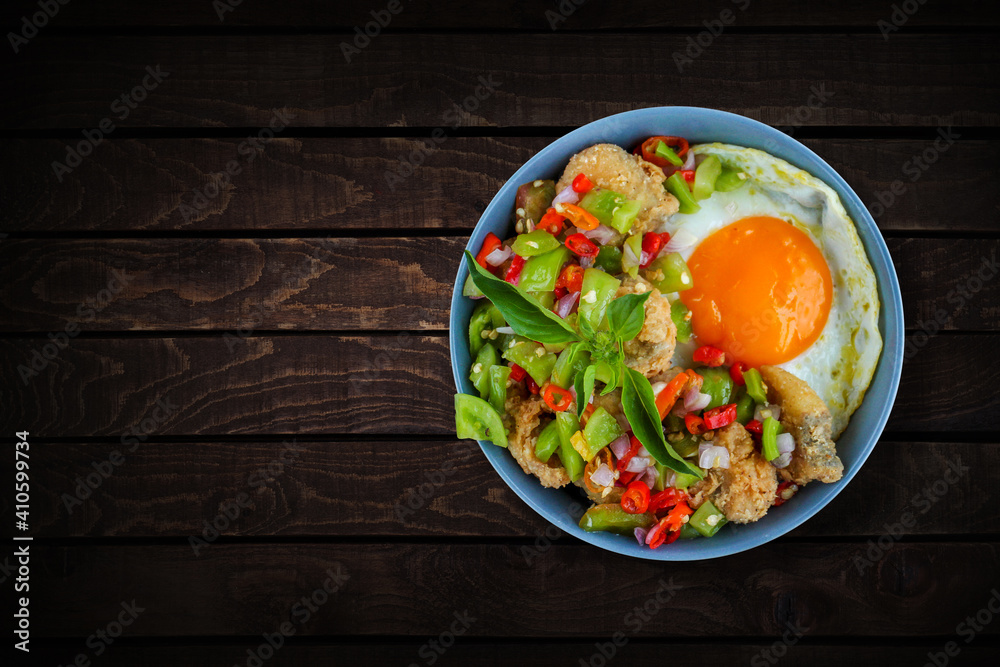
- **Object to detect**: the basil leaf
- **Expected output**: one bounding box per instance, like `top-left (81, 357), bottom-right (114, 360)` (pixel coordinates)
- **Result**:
top-left (464, 251), bottom-right (581, 344)
top-left (576, 363), bottom-right (596, 418)
top-left (607, 292), bottom-right (651, 342)
top-left (577, 307), bottom-right (596, 340)
top-left (621, 366), bottom-right (703, 479)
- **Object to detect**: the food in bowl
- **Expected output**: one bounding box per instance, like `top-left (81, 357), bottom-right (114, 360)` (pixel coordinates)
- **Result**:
top-left (454, 135), bottom-right (881, 550)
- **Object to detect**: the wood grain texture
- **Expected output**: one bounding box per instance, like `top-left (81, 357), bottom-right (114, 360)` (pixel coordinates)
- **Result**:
top-left (1, 138), bottom-right (995, 233)
top-left (0, 333), bottom-right (997, 436)
top-left (9, 440), bottom-right (994, 538)
top-left (3, 35), bottom-right (997, 128)
top-left (25, 642), bottom-right (1000, 667)
top-left (0, 237), bottom-right (463, 331)
top-left (26, 542), bottom-right (1000, 637)
top-left (1, 236), bottom-right (996, 332)
top-left (12, 0), bottom-right (1000, 28)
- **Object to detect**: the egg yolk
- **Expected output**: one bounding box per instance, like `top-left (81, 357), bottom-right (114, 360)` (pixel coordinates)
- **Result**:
top-left (679, 216), bottom-right (832, 367)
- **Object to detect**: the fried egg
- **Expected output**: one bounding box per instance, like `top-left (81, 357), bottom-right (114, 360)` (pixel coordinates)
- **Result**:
top-left (667, 143), bottom-right (881, 437)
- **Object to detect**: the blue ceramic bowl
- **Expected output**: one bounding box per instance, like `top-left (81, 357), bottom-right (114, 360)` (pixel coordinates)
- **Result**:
top-left (449, 107), bottom-right (904, 560)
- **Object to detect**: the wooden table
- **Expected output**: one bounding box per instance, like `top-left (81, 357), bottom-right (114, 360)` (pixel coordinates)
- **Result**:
top-left (2, 1), bottom-right (998, 664)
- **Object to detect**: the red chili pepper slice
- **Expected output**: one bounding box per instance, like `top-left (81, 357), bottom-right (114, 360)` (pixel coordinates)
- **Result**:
top-left (693, 345), bottom-right (726, 367)
top-left (684, 414), bottom-right (705, 436)
top-left (571, 173), bottom-right (594, 194)
top-left (745, 419), bottom-right (763, 436)
top-left (555, 264), bottom-right (584, 294)
top-left (649, 487), bottom-right (686, 513)
top-left (538, 208), bottom-right (565, 235)
top-left (621, 480), bottom-right (651, 514)
top-left (475, 232), bottom-right (502, 271)
top-left (565, 233), bottom-right (599, 259)
top-left (617, 435), bottom-right (642, 472)
top-left (773, 481), bottom-right (799, 507)
top-left (640, 232), bottom-right (663, 268)
top-left (637, 136), bottom-right (690, 170)
top-left (703, 403), bottom-right (738, 430)
top-left (542, 383), bottom-right (573, 412)
top-left (617, 470), bottom-right (639, 487)
top-left (663, 500), bottom-right (693, 532)
top-left (680, 169), bottom-right (695, 183)
top-left (729, 361), bottom-right (748, 386)
top-left (508, 363), bottom-right (527, 382)
top-left (504, 255), bottom-right (525, 285)
top-left (526, 376), bottom-right (540, 394)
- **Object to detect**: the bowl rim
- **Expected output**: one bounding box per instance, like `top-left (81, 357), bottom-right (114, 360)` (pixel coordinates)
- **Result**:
top-left (448, 106), bottom-right (904, 560)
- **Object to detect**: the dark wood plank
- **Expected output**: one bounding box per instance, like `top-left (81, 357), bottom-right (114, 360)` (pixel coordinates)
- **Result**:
top-left (0, 237), bottom-right (464, 332)
top-left (15, 0), bottom-right (1000, 28)
top-left (0, 333), bottom-right (996, 436)
top-left (1, 138), bottom-right (993, 233)
top-left (10, 440), bottom-right (994, 538)
top-left (3, 35), bottom-right (996, 128)
top-left (27, 542), bottom-right (1000, 637)
top-left (26, 642), bottom-right (1000, 667)
top-left (1, 237), bottom-right (996, 332)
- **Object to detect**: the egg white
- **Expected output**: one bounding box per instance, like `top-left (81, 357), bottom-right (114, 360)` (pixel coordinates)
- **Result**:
top-left (663, 143), bottom-right (882, 438)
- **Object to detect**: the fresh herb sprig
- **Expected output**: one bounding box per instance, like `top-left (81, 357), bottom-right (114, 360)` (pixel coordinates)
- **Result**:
top-left (464, 250), bottom-right (701, 479)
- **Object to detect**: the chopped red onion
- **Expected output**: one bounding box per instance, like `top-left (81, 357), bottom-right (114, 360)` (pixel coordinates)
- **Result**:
top-left (776, 433), bottom-right (795, 454)
top-left (590, 463), bottom-right (615, 488)
top-left (681, 150), bottom-right (696, 171)
top-left (552, 184), bottom-right (580, 206)
top-left (772, 452), bottom-right (792, 469)
top-left (641, 466), bottom-right (657, 489)
top-left (645, 522), bottom-right (663, 546)
top-left (639, 250), bottom-right (651, 266)
top-left (609, 434), bottom-right (630, 460)
top-left (683, 387), bottom-right (712, 412)
top-left (583, 224), bottom-right (617, 245)
top-left (495, 326), bottom-right (515, 335)
top-left (555, 291), bottom-right (580, 319)
top-left (580, 255), bottom-right (595, 269)
top-left (662, 228), bottom-right (698, 255)
top-left (698, 445), bottom-right (730, 469)
top-left (485, 246), bottom-right (512, 266)
top-left (638, 445), bottom-right (650, 458)
top-left (625, 456), bottom-right (651, 473)
top-left (665, 472), bottom-right (677, 489)
top-left (623, 241), bottom-right (640, 269)
top-left (634, 526), bottom-right (649, 545)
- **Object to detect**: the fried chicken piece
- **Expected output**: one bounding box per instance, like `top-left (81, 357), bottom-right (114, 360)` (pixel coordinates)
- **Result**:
top-left (616, 276), bottom-right (676, 378)
top-left (688, 422), bottom-right (778, 524)
top-left (556, 143), bottom-right (679, 235)
top-left (759, 365), bottom-right (844, 485)
top-left (504, 386), bottom-right (571, 488)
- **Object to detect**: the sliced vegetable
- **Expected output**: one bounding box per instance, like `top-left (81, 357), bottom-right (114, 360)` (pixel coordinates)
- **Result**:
top-left (455, 393), bottom-right (507, 448)
top-left (715, 167), bottom-right (747, 192)
top-left (542, 383), bottom-right (574, 412)
top-left (556, 412), bottom-right (585, 481)
top-left (729, 361), bottom-right (748, 386)
top-left (572, 173), bottom-right (594, 193)
top-left (671, 301), bottom-right (693, 343)
top-left (502, 337), bottom-right (558, 387)
top-left (463, 273), bottom-right (485, 299)
top-left (512, 229), bottom-right (561, 257)
top-left (734, 389), bottom-right (755, 425)
top-left (621, 367), bottom-right (703, 479)
top-left (665, 172), bottom-right (701, 214)
top-left (565, 233), bottom-right (600, 259)
top-left (698, 367), bottom-right (734, 410)
top-left (644, 252), bottom-right (693, 293)
top-left (579, 189), bottom-right (627, 226)
top-left (469, 343), bottom-right (499, 399)
top-left (538, 207), bottom-right (565, 235)
top-left (773, 480), bottom-right (799, 507)
top-left (654, 140), bottom-right (683, 167)
top-left (622, 233), bottom-right (643, 277)
top-left (555, 264), bottom-right (585, 294)
top-left (515, 180), bottom-right (557, 226)
top-left (595, 245), bottom-right (623, 274)
top-left (669, 431), bottom-right (701, 458)
top-left (580, 407), bottom-right (625, 459)
top-left (488, 365), bottom-right (510, 415)
top-left (610, 199), bottom-right (642, 234)
top-left (743, 368), bottom-right (768, 405)
top-left (693, 345), bottom-right (726, 367)
top-left (684, 413), bottom-right (705, 436)
top-left (534, 419), bottom-right (561, 463)
top-left (655, 370), bottom-right (689, 420)
top-left (648, 487), bottom-right (686, 513)
top-left (550, 342), bottom-right (590, 389)
top-left (762, 416), bottom-right (781, 462)
top-left (557, 203), bottom-right (600, 231)
top-left (703, 403), bottom-right (738, 430)
top-left (639, 232), bottom-right (665, 268)
top-left (638, 136), bottom-right (689, 170)
top-left (504, 255), bottom-right (525, 285)
top-left (519, 247), bottom-right (572, 293)
top-left (468, 300), bottom-right (504, 356)
top-left (475, 232), bottom-right (502, 270)
top-left (692, 154), bottom-right (722, 201)
top-left (578, 268), bottom-right (622, 333)
top-left (688, 499), bottom-right (727, 537)
top-left (579, 503), bottom-right (655, 535)
top-left (621, 480), bottom-right (651, 514)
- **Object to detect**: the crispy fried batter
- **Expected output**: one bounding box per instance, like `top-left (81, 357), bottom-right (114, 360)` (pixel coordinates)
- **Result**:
top-left (504, 386), bottom-right (571, 488)
top-left (556, 143), bottom-right (679, 235)
top-left (691, 422), bottom-right (779, 524)
top-left (616, 276), bottom-right (677, 378)
top-left (760, 365), bottom-right (844, 485)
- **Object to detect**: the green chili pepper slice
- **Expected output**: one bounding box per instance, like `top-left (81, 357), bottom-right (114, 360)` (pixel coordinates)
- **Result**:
top-left (454, 393), bottom-right (507, 448)
top-left (688, 499), bottom-right (728, 537)
top-left (535, 419), bottom-right (561, 463)
top-left (664, 172), bottom-right (701, 214)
